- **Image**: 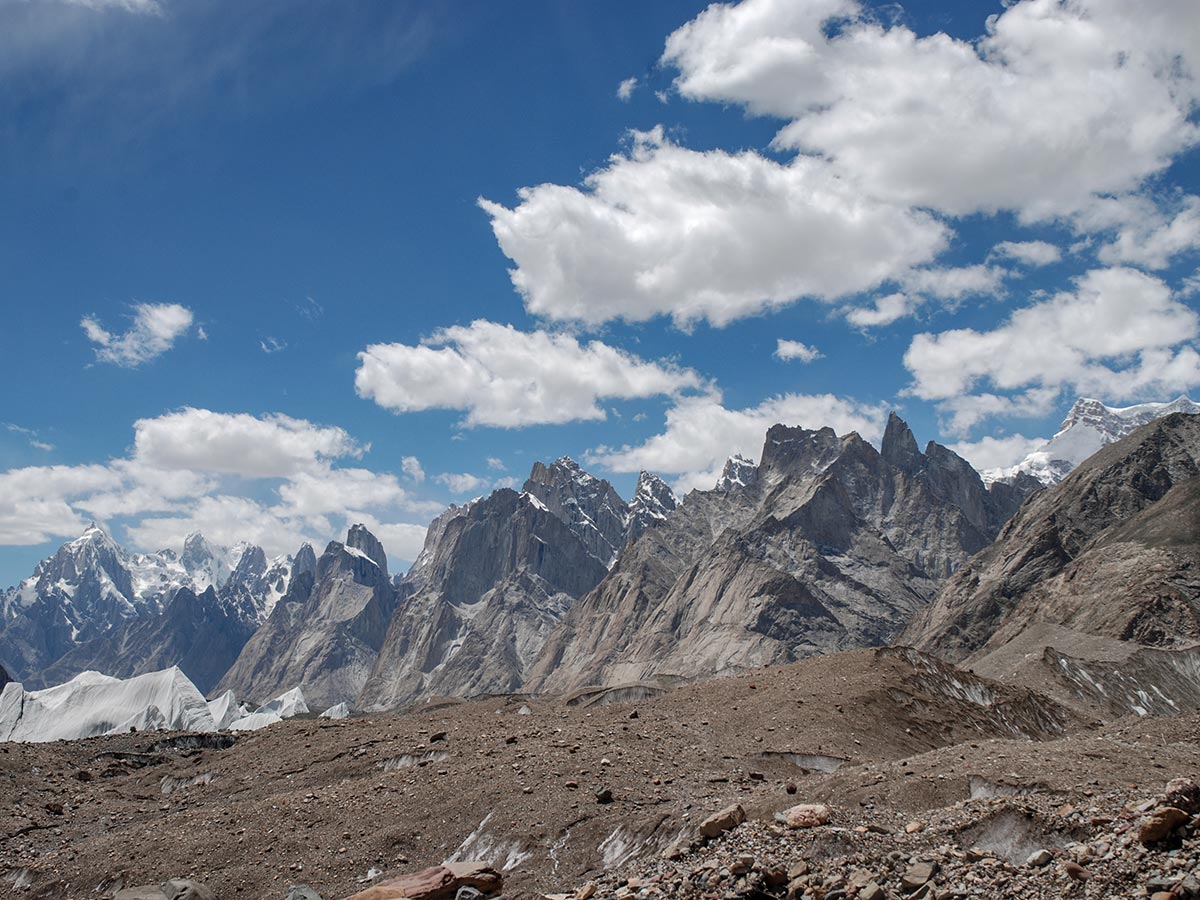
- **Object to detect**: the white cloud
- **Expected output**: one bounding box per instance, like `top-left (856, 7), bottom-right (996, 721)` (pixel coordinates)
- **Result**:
top-left (1096, 195), bottom-right (1200, 270)
top-left (846, 292), bottom-right (910, 328)
top-left (663, 0), bottom-right (1200, 221)
top-left (900, 265), bottom-right (1005, 301)
top-left (774, 339), bottom-right (822, 363)
top-left (132, 408), bottom-right (364, 478)
top-left (356, 319), bottom-right (704, 427)
top-left (260, 336), bottom-right (287, 354)
top-left (0, 464), bottom-right (122, 545)
top-left (435, 472), bottom-right (488, 495)
top-left (81, 302), bottom-right (195, 367)
top-left (401, 456), bottom-right (425, 483)
top-left (0, 409), bottom-right (434, 564)
top-left (589, 389), bottom-right (888, 493)
top-left (616, 76), bottom-right (638, 101)
top-left (990, 240), bottom-right (1062, 267)
top-left (947, 433), bottom-right (1045, 471)
top-left (905, 267), bottom-right (1200, 429)
top-left (486, 457), bottom-right (506, 471)
top-left (479, 129), bottom-right (948, 328)
top-left (64, 0), bottom-right (161, 12)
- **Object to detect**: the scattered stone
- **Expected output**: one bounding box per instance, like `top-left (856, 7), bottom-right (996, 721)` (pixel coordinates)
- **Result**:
top-left (1025, 849), bottom-right (1053, 867)
top-left (900, 861), bottom-right (936, 892)
top-left (429, 731), bottom-right (447, 743)
top-left (575, 882), bottom-right (598, 900)
top-left (1062, 861), bottom-right (1091, 881)
top-left (785, 782), bottom-right (798, 795)
top-left (860, 884), bottom-right (886, 900)
top-left (161, 880), bottom-right (217, 900)
top-left (698, 804), bottom-right (746, 838)
top-left (284, 888), bottom-right (324, 900)
top-left (595, 788), bottom-right (614, 804)
top-left (905, 820), bottom-right (925, 834)
top-left (1139, 806), bottom-right (1189, 843)
top-left (780, 803), bottom-right (831, 829)
top-left (1165, 778), bottom-right (1200, 814)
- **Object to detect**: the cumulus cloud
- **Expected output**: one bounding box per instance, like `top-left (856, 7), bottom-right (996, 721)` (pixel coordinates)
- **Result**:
top-left (846, 293), bottom-right (910, 328)
top-left (356, 319), bottom-right (704, 427)
top-left (0, 409), bottom-right (433, 563)
top-left (589, 389), bottom-right (888, 493)
top-left (132, 408), bottom-right (364, 478)
top-left (990, 241), bottom-right (1062, 267)
top-left (479, 129), bottom-right (947, 328)
top-left (774, 340), bottom-right (822, 363)
top-left (905, 267), bottom-right (1200, 429)
top-left (435, 472), bottom-right (489, 495)
top-left (947, 433), bottom-right (1046, 471)
top-left (616, 76), bottom-right (638, 101)
top-left (80, 302), bottom-right (195, 367)
top-left (663, 0), bottom-right (1200, 221)
top-left (401, 456), bottom-right (425, 483)
top-left (1095, 195), bottom-right (1200, 270)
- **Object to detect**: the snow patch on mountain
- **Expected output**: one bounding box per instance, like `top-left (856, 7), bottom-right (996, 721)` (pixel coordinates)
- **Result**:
top-left (985, 396), bottom-right (1200, 486)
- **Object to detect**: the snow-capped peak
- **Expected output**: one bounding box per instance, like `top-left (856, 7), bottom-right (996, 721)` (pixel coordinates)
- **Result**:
top-left (715, 454), bottom-right (759, 492)
top-left (984, 395), bottom-right (1200, 486)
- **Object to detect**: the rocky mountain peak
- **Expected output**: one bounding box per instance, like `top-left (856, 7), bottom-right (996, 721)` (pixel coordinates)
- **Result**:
top-left (228, 545), bottom-right (267, 584)
top-left (522, 456), bottom-right (629, 568)
top-left (881, 412), bottom-right (921, 470)
top-left (715, 455), bottom-right (758, 492)
top-left (345, 524), bottom-right (388, 577)
top-left (293, 542), bottom-right (318, 577)
top-left (759, 423), bottom-right (841, 479)
top-left (626, 471), bottom-right (679, 544)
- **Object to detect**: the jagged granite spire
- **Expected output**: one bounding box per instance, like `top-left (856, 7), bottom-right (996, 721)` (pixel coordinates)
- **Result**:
top-left (880, 411), bottom-right (921, 471)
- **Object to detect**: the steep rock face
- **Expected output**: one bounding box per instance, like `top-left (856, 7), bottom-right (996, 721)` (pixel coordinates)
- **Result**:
top-left (0, 663), bottom-right (8, 693)
top-left (358, 490), bottom-right (607, 709)
top-left (529, 416), bottom-right (1030, 693)
top-left (906, 413), bottom-right (1200, 666)
top-left (217, 526), bottom-right (398, 708)
top-left (32, 586), bottom-right (257, 695)
top-left (523, 457), bottom-right (629, 567)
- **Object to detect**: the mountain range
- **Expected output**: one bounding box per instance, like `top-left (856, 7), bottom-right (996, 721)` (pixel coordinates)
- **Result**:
top-left (0, 395), bottom-right (1196, 723)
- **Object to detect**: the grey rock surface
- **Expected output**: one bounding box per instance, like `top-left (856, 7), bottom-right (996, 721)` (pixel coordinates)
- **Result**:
top-left (906, 413), bottom-right (1200, 667)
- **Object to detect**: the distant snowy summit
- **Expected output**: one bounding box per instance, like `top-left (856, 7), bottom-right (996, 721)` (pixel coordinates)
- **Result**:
top-left (985, 396), bottom-right (1200, 486)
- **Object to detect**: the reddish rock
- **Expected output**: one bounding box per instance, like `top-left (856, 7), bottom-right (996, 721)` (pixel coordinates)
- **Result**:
top-left (698, 803), bottom-right (746, 838)
top-left (781, 803), bottom-right (831, 828)
top-left (344, 861), bottom-right (501, 900)
top-left (1139, 807), bottom-right (1189, 844)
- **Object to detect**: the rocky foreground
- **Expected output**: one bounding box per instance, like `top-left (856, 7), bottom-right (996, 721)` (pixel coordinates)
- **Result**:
top-left (2, 649), bottom-right (1199, 899)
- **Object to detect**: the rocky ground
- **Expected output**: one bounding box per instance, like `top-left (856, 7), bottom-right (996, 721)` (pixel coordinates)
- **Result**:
top-left (2, 648), bottom-right (1198, 900)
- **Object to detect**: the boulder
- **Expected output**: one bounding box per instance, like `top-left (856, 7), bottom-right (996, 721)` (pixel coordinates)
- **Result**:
top-left (1165, 778), bottom-right (1200, 814)
top-left (114, 889), bottom-right (168, 900)
top-left (900, 862), bottom-right (937, 892)
top-left (344, 862), bottom-right (501, 900)
top-left (162, 881), bottom-right (217, 900)
top-left (698, 804), bottom-right (746, 838)
top-left (1139, 806), bottom-right (1189, 844)
top-left (285, 889), bottom-right (325, 900)
top-left (780, 803), bottom-right (831, 829)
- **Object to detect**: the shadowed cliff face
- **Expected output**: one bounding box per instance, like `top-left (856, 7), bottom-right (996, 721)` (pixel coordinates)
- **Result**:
top-left (906, 414), bottom-right (1200, 695)
top-left (527, 414), bottom-right (1032, 694)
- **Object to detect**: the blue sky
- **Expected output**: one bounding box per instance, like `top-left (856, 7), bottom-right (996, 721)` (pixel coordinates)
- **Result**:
top-left (1, 0), bottom-right (1198, 585)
